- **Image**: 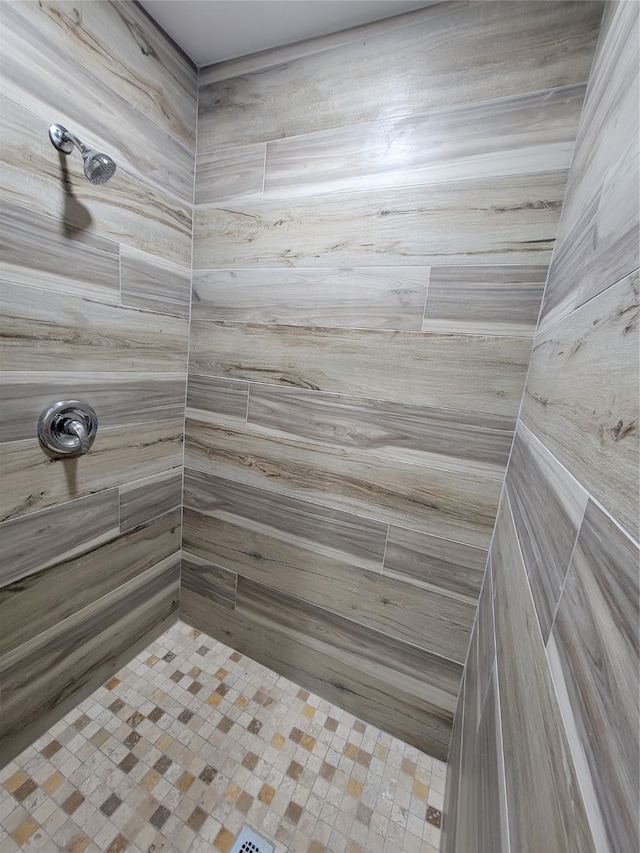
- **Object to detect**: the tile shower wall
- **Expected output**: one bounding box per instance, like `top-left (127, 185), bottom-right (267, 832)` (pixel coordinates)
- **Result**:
top-left (442, 2), bottom-right (639, 851)
top-left (186, 1), bottom-right (603, 760)
top-left (0, 0), bottom-right (196, 766)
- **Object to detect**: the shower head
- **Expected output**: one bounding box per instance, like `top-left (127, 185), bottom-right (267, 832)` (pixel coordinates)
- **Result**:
top-left (49, 123), bottom-right (116, 185)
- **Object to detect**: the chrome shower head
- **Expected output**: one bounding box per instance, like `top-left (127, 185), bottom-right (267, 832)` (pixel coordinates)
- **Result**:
top-left (82, 150), bottom-right (116, 185)
top-left (49, 123), bottom-right (116, 185)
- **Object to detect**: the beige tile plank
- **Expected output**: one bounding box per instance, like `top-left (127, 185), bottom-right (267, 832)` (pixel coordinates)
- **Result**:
top-left (119, 469), bottom-right (183, 532)
top-left (547, 500), bottom-right (639, 853)
top-left (195, 143), bottom-right (266, 204)
top-left (247, 383), bottom-right (513, 479)
top-left (2, 3), bottom-right (194, 201)
top-left (0, 419), bottom-right (184, 522)
top-left (263, 86), bottom-right (584, 199)
top-left (382, 526), bottom-right (486, 603)
top-left (492, 495), bottom-right (596, 853)
top-left (0, 557), bottom-right (179, 767)
top-left (189, 320), bottom-right (531, 418)
top-left (197, 1), bottom-right (601, 151)
top-left (521, 272), bottom-right (639, 539)
top-left (183, 468), bottom-right (387, 573)
top-left (0, 95), bottom-right (192, 266)
top-left (0, 372), bottom-right (186, 442)
top-left (181, 552), bottom-right (237, 611)
top-left (182, 584), bottom-right (452, 759)
top-left (0, 199), bottom-right (120, 303)
top-left (539, 2), bottom-right (639, 329)
top-left (183, 505), bottom-right (475, 664)
top-left (192, 267), bottom-right (429, 330)
top-left (194, 173), bottom-right (566, 269)
top-left (120, 244), bottom-right (191, 318)
top-left (0, 489), bottom-right (120, 588)
top-left (186, 374), bottom-right (249, 422)
top-left (422, 265), bottom-right (547, 336)
top-left (185, 418), bottom-right (501, 549)
top-left (506, 423), bottom-right (589, 642)
top-left (0, 509), bottom-right (181, 656)
top-left (1, 281), bottom-right (189, 373)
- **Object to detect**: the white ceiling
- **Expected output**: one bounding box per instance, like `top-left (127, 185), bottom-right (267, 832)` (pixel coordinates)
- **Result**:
top-left (139, 0), bottom-right (435, 67)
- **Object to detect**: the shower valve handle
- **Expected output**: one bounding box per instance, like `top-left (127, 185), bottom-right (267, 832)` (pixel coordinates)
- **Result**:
top-left (38, 400), bottom-right (98, 457)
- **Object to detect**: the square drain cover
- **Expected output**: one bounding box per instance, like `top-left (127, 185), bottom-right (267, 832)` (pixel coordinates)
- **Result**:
top-left (230, 825), bottom-right (274, 853)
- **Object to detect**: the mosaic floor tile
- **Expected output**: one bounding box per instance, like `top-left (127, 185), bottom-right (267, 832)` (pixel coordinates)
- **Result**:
top-left (0, 621), bottom-right (444, 852)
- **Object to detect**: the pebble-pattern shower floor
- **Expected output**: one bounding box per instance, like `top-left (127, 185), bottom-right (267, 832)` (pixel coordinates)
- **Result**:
top-left (0, 621), bottom-right (444, 852)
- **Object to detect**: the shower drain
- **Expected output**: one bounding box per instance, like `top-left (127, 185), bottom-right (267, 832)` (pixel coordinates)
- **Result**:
top-left (229, 825), bottom-right (274, 853)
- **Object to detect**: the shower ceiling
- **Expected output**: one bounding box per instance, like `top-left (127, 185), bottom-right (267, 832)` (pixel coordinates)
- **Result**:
top-left (138, 0), bottom-right (437, 66)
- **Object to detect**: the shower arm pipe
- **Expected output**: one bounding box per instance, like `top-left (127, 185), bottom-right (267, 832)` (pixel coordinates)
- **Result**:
top-left (59, 128), bottom-right (91, 156)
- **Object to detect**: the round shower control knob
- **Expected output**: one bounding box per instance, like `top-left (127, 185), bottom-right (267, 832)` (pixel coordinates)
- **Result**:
top-left (38, 400), bottom-right (98, 457)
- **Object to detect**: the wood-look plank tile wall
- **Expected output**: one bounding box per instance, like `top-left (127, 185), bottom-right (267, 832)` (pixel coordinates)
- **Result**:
top-left (187, 1), bottom-right (604, 760)
top-left (0, 0), bottom-right (195, 766)
top-left (442, 3), bottom-right (638, 851)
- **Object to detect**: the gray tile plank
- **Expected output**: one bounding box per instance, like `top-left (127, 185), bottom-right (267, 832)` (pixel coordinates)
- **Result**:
top-left (189, 321), bottom-right (532, 418)
top-left (539, 2), bottom-right (639, 329)
top-left (0, 95), bottom-right (193, 266)
top-left (197, 1), bottom-right (601, 151)
top-left (476, 668), bottom-right (509, 853)
top-left (1, 282), bottom-right (189, 373)
top-left (441, 672), bottom-right (464, 852)
top-left (7, 0), bottom-right (196, 150)
top-left (507, 423), bottom-right (589, 642)
top-left (492, 495), bottom-right (596, 853)
top-left (185, 417), bottom-right (501, 549)
top-left (0, 558), bottom-right (179, 767)
top-left (186, 374), bottom-right (249, 422)
top-left (456, 627), bottom-right (479, 853)
top-left (0, 419), bottom-right (184, 522)
top-left (195, 144), bottom-right (266, 204)
top-left (263, 86), bottom-right (584, 199)
top-left (247, 383), bottom-right (514, 479)
top-left (182, 584), bottom-right (452, 760)
top-left (194, 173), bottom-right (567, 269)
top-left (0, 509), bottom-right (181, 656)
top-left (236, 574), bottom-right (462, 710)
top-left (119, 470), bottom-right (183, 532)
top-left (192, 268), bottom-right (429, 331)
top-left (182, 553), bottom-right (237, 610)
top-left (2, 3), bottom-right (194, 201)
top-left (0, 199), bottom-right (120, 303)
top-left (183, 468), bottom-right (387, 573)
top-left (522, 272), bottom-right (639, 539)
top-left (383, 526), bottom-right (486, 603)
top-left (476, 566), bottom-right (495, 716)
top-left (120, 244), bottom-right (191, 318)
top-left (182, 504), bottom-right (475, 664)
top-left (547, 501), bottom-right (639, 853)
top-left (198, 3), bottom-right (464, 85)
top-left (422, 265), bottom-right (548, 337)
top-left (0, 372), bottom-right (186, 441)
top-left (0, 490), bottom-right (120, 588)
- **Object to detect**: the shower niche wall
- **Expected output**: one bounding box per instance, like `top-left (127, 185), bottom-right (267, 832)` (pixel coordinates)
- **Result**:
top-left (0, 0), bottom-right (610, 793)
